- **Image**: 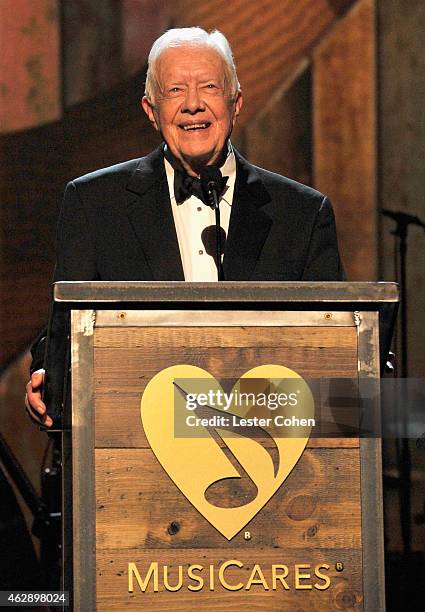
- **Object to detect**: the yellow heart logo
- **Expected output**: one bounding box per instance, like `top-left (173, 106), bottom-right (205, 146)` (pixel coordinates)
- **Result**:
top-left (141, 364), bottom-right (314, 540)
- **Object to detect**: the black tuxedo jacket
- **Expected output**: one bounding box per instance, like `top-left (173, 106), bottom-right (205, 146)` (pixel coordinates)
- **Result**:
top-left (52, 145), bottom-right (344, 284)
top-left (32, 145), bottom-right (344, 419)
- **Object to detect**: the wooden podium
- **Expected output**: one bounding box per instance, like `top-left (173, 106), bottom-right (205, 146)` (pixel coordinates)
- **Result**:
top-left (51, 281), bottom-right (398, 611)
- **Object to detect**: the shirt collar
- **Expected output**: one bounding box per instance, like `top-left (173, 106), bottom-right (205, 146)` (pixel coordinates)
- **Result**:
top-left (164, 143), bottom-right (236, 203)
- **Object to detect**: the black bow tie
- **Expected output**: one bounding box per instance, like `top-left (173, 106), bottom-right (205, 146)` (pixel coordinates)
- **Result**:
top-left (174, 169), bottom-right (204, 204)
top-left (173, 168), bottom-right (228, 206)
top-left (163, 147), bottom-right (229, 206)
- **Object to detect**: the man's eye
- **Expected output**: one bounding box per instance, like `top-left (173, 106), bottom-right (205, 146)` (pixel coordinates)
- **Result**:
top-left (205, 83), bottom-right (217, 89)
top-left (166, 87), bottom-right (183, 95)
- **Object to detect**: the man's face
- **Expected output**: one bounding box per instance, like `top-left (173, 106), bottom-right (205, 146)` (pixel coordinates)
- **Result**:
top-left (142, 45), bottom-right (243, 175)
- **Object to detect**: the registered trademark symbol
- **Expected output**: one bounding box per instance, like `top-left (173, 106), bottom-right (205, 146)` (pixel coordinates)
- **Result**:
top-left (244, 531), bottom-right (252, 540)
top-left (335, 562), bottom-right (344, 572)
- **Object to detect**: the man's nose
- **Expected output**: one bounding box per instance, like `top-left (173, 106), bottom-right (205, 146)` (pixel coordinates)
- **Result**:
top-left (181, 86), bottom-right (205, 113)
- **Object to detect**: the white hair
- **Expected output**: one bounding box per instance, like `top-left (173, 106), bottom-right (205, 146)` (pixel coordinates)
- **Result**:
top-left (145, 27), bottom-right (240, 103)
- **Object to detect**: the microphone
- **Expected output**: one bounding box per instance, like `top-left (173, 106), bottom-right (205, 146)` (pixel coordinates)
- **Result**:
top-left (200, 166), bottom-right (222, 210)
top-left (381, 209), bottom-right (425, 231)
top-left (201, 226), bottom-right (227, 258)
top-left (200, 167), bottom-right (224, 280)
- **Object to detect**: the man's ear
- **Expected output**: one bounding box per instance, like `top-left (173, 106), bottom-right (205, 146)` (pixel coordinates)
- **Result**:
top-left (141, 96), bottom-right (159, 131)
top-left (232, 91), bottom-right (243, 124)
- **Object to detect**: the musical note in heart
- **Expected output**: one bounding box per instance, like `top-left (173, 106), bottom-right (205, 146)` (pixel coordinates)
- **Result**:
top-left (141, 364), bottom-right (314, 539)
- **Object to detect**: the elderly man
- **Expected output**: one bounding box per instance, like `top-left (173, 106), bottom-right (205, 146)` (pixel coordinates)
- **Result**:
top-left (26, 27), bottom-right (344, 427)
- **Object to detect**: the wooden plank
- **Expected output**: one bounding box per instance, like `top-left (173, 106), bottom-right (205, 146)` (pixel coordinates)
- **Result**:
top-left (94, 391), bottom-right (359, 450)
top-left (94, 347), bottom-right (358, 447)
top-left (313, 0), bottom-right (377, 281)
top-left (94, 346), bottom-right (357, 388)
top-left (94, 326), bottom-right (357, 349)
top-left (95, 448), bottom-right (361, 550)
top-left (308, 438), bottom-right (358, 448)
top-left (94, 325), bottom-right (358, 447)
top-left (97, 548), bottom-right (363, 610)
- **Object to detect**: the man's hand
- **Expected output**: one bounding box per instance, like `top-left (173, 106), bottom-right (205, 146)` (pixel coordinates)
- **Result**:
top-left (25, 369), bottom-right (53, 428)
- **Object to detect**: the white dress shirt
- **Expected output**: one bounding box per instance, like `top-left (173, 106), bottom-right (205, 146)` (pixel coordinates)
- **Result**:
top-left (165, 149), bottom-right (236, 281)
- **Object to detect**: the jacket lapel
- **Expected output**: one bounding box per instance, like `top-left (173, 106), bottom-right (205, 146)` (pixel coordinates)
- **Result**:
top-left (223, 150), bottom-right (272, 280)
top-left (125, 145), bottom-right (184, 280)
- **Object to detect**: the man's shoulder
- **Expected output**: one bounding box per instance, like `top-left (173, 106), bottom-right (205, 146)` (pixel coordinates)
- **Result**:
top-left (69, 145), bottom-right (164, 190)
top-left (71, 157), bottom-right (142, 187)
top-left (254, 165), bottom-right (324, 200)
top-left (235, 150), bottom-right (326, 206)
top-left (248, 166), bottom-right (325, 203)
